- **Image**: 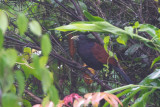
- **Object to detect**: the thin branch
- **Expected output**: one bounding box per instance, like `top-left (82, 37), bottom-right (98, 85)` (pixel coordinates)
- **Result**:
top-left (54, 0), bottom-right (81, 20)
top-left (70, 0), bottom-right (84, 21)
top-left (24, 89), bottom-right (42, 103)
top-left (10, 22), bottom-right (40, 46)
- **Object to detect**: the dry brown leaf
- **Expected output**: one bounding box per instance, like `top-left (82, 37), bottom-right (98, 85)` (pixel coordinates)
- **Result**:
top-left (57, 100), bottom-right (65, 107)
top-left (56, 92), bottom-right (123, 107)
top-left (103, 93), bottom-right (123, 107)
top-left (83, 64), bottom-right (95, 84)
top-left (84, 93), bottom-right (93, 106)
top-left (84, 92), bottom-right (123, 107)
top-left (73, 98), bottom-right (85, 107)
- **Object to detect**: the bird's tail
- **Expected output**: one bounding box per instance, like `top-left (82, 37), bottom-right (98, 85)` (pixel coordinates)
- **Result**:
top-left (113, 66), bottom-right (133, 84)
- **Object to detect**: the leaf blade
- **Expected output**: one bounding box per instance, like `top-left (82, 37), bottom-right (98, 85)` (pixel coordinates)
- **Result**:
top-left (29, 20), bottom-right (42, 36)
top-left (41, 34), bottom-right (52, 56)
top-left (17, 13), bottom-right (28, 35)
top-left (0, 10), bottom-right (8, 34)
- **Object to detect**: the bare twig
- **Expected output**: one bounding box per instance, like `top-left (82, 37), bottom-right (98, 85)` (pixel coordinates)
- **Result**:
top-left (24, 89), bottom-right (42, 103)
top-left (70, 0), bottom-right (84, 21)
top-left (54, 0), bottom-right (80, 20)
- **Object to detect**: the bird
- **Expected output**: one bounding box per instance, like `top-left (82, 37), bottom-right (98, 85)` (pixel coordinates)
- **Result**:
top-left (71, 34), bottom-right (133, 84)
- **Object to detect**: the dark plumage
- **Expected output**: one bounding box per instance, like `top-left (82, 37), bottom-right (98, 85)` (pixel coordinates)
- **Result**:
top-left (72, 34), bottom-right (133, 84)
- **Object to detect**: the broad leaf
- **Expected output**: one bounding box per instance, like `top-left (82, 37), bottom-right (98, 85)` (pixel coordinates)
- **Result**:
top-left (125, 44), bottom-right (142, 55)
top-left (0, 29), bottom-right (3, 49)
top-left (42, 95), bottom-right (50, 107)
top-left (21, 62), bottom-right (41, 80)
top-left (41, 34), bottom-right (52, 56)
top-left (23, 47), bottom-right (32, 60)
top-left (151, 56), bottom-right (160, 68)
top-left (33, 54), bottom-right (40, 70)
top-left (79, 1), bottom-right (87, 11)
top-left (132, 88), bottom-right (156, 107)
top-left (17, 13), bottom-right (28, 35)
top-left (23, 99), bottom-right (32, 107)
top-left (39, 56), bottom-right (48, 68)
top-left (116, 34), bottom-right (128, 45)
top-left (147, 69), bottom-right (160, 79)
top-left (5, 49), bottom-right (17, 67)
top-left (125, 26), bottom-right (134, 34)
top-left (139, 24), bottom-right (158, 38)
top-left (3, 72), bottom-right (14, 93)
top-left (29, 20), bottom-right (42, 36)
top-left (2, 93), bottom-right (20, 107)
top-left (55, 21), bottom-right (154, 48)
top-left (133, 21), bottom-right (140, 29)
top-left (42, 69), bottom-right (53, 93)
top-left (15, 70), bottom-right (25, 96)
top-left (0, 10), bottom-right (8, 34)
top-left (140, 69), bottom-right (160, 85)
top-left (83, 10), bottom-right (104, 21)
top-left (123, 87), bottom-right (141, 107)
top-left (49, 85), bottom-right (59, 106)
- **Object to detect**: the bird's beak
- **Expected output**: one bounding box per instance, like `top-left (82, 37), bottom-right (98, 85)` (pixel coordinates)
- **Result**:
top-left (71, 36), bottom-right (79, 40)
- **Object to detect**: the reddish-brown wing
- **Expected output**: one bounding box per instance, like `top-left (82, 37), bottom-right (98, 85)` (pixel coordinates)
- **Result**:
top-left (91, 43), bottom-right (118, 66)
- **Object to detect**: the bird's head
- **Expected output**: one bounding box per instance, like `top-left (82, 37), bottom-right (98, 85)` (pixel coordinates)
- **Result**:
top-left (71, 34), bottom-right (87, 41)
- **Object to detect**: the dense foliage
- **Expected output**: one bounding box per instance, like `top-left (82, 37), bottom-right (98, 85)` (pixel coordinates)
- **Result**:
top-left (0, 0), bottom-right (160, 107)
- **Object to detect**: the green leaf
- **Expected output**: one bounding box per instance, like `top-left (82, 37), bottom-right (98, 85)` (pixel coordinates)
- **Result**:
top-left (23, 99), bottom-right (32, 107)
top-left (103, 36), bottom-right (110, 51)
top-left (33, 55), bottom-right (40, 70)
top-left (67, 1), bottom-right (87, 11)
top-left (138, 24), bottom-right (158, 38)
top-left (140, 69), bottom-right (160, 85)
top-left (125, 26), bottom-right (134, 34)
top-left (3, 72), bottom-right (14, 93)
top-left (132, 89), bottom-right (156, 107)
top-left (125, 44), bottom-right (142, 55)
top-left (42, 95), bottom-right (50, 107)
top-left (55, 21), bottom-right (154, 49)
top-left (15, 70), bottom-right (25, 96)
top-left (79, 1), bottom-right (87, 11)
top-left (123, 87), bottom-right (141, 107)
top-left (21, 62), bottom-right (41, 80)
top-left (0, 29), bottom-right (3, 49)
top-left (158, 8), bottom-right (160, 13)
top-left (133, 21), bottom-right (140, 29)
top-left (151, 56), bottom-right (160, 68)
top-left (108, 50), bottom-right (114, 57)
top-left (0, 10), bottom-right (8, 34)
top-left (83, 10), bottom-right (104, 21)
top-left (23, 47), bottom-right (32, 60)
top-left (49, 85), bottom-right (59, 106)
top-left (55, 21), bottom-right (126, 34)
top-left (116, 34), bottom-right (128, 45)
top-left (2, 93), bottom-right (20, 107)
top-left (29, 20), bottom-right (42, 36)
top-left (55, 21), bottom-right (103, 32)
top-left (42, 69), bottom-right (53, 93)
top-left (104, 36), bottom-right (110, 44)
top-left (39, 56), bottom-right (48, 68)
top-left (10, 84), bottom-right (16, 94)
top-left (17, 13), bottom-right (28, 35)
top-left (5, 49), bottom-right (17, 67)
top-left (41, 34), bottom-right (52, 56)
top-left (147, 69), bottom-right (160, 79)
